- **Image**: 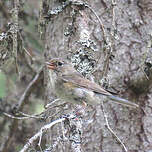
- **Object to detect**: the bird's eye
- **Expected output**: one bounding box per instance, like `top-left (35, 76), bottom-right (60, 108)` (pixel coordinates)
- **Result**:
top-left (58, 61), bottom-right (63, 66)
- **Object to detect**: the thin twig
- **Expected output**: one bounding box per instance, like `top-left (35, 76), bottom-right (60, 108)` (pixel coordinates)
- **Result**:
top-left (101, 101), bottom-right (128, 152)
top-left (17, 66), bottom-right (44, 110)
top-left (19, 117), bottom-right (65, 152)
top-left (3, 112), bottom-right (30, 120)
top-left (3, 107), bottom-right (63, 121)
top-left (44, 98), bottom-right (60, 108)
top-left (23, 47), bottom-right (35, 61)
top-left (85, 4), bottom-right (106, 41)
top-left (3, 110), bottom-right (45, 120)
top-left (18, 111), bottom-right (44, 119)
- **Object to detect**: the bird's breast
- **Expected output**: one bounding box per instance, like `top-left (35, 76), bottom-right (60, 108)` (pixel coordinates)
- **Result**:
top-left (55, 79), bottom-right (101, 105)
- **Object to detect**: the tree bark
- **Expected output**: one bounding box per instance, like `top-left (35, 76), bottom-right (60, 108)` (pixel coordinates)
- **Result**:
top-left (44, 0), bottom-right (152, 151)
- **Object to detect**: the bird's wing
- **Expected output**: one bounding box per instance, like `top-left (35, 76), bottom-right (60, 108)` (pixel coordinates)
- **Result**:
top-left (61, 73), bottom-right (112, 96)
top-left (61, 74), bottom-right (139, 108)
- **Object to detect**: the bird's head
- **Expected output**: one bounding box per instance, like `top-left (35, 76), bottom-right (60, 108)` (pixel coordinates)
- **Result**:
top-left (46, 58), bottom-right (75, 75)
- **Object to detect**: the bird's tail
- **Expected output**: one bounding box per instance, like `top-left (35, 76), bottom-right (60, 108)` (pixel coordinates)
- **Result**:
top-left (108, 95), bottom-right (139, 108)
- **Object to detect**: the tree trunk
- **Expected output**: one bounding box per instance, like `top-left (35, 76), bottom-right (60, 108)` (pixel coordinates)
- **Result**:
top-left (44, 0), bottom-right (152, 151)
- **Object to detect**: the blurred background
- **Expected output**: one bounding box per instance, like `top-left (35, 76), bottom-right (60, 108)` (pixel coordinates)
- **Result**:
top-left (0, 0), bottom-right (45, 151)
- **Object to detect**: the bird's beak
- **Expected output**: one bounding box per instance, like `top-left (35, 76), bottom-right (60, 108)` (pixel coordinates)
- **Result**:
top-left (46, 61), bottom-right (56, 70)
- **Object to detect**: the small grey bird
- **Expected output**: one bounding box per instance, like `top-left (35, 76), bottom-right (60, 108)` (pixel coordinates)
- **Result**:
top-left (46, 58), bottom-right (139, 108)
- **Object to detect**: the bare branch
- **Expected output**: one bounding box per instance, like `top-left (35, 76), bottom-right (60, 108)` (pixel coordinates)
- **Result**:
top-left (17, 66), bottom-right (44, 110)
top-left (19, 117), bottom-right (65, 152)
top-left (1, 67), bottom-right (43, 152)
top-left (101, 101), bottom-right (128, 152)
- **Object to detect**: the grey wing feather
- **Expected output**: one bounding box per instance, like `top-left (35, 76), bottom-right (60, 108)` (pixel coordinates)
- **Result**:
top-left (62, 74), bottom-right (112, 96)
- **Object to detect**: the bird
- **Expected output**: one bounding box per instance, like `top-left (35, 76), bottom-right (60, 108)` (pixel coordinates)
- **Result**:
top-left (46, 58), bottom-right (139, 108)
